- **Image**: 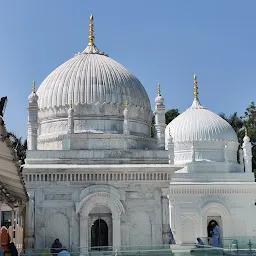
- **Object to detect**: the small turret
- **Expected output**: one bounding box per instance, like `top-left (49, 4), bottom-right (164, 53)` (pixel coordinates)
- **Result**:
top-left (123, 101), bottom-right (130, 136)
top-left (154, 83), bottom-right (166, 149)
top-left (27, 81), bottom-right (39, 150)
top-left (167, 129), bottom-right (174, 164)
top-left (239, 148), bottom-right (244, 165)
top-left (191, 141), bottom-right (196, 163)
top-left (242, 128), bottom-right (252, 173)
top-left (67, 98), bottom-right (74, 134)
top-left (224, 144), bottom-right (228, 163)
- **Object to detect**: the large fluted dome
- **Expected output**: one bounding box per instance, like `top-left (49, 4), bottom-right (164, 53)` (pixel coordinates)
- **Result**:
top-left (36, 22), bottom-right (152, 141)
top-left (165, 83), bottom-right (239, 165)
top-left (37, 52), bottom-right (150, 110)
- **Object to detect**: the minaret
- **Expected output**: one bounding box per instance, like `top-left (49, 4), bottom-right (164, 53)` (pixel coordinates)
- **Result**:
top-left (242, 128), bottom-right (252, 173)
top-left (167, 129), bottom-right (174, 164)
top-left (123, 101), bottom-right (130, 135)
top-left (154, 83), bottom-right (166, 149)
top-left (67, 98), bottom-right (74, 134)
top-left (27, 81), bottom-right (39, 150)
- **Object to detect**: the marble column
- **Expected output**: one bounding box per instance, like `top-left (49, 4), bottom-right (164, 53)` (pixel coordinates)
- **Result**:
top-left (161, 196), bottom-right (170, 243)
top-left (24, 192), bottom-right (35, 249)
top-left (80, 216), bottom-right (89, 255)
top-left (112, 217), bottom-right (121, 250)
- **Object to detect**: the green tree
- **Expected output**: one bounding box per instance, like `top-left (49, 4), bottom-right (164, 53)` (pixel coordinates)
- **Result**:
top-left (241, 101), bottom-right (256, 172)
top-left (165, 109), bottom-right (180, 125)
top-left (151, 109), bottom-right (180, 137)
top-left (219, 112), bottom-right (243, 134)
top-left (7, 132), bottom-right (27, 164)
top-left (219, 112), bottom-right (244, 144)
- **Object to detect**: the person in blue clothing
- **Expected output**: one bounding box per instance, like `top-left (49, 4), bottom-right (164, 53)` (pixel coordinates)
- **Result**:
top-left (168, 228), bottom-right (176, 244)
top-left (210, 222), bottom-right (221, 247)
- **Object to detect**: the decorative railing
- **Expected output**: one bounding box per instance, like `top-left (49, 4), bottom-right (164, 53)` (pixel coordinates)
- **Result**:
top-left (24, 172), bottom-right (170, 183)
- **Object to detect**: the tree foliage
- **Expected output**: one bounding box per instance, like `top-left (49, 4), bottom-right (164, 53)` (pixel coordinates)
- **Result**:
top-left (7, 132), bottom-right (27, 164)
top-left (165, 109), bottom-right (180, 125)
top-left (219, 102), bottom-right (256, 172)
top-left (151, 109), bottom-right (180, 137)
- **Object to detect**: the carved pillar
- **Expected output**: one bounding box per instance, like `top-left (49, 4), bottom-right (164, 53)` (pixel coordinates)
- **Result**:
top-left (112, 217), bottom-right (121, 250)
top-left (67, 105), bottom-right (74, 134)
top-left (161, 195), bottom-right (170, 244)
top-left (80, 216), bottom-right (89, 254)
top-left (123, 101), bottom-right (130, 136)
top-left (224, 144), bottom-right (228, 163)
top-left (24, 191), bottom-right (35, 249)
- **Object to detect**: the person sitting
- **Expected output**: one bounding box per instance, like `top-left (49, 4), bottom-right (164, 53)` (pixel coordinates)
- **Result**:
top-left (51, 239), bottom-right (62, 255)
top-left (196, 237), bottom-right (205, 248)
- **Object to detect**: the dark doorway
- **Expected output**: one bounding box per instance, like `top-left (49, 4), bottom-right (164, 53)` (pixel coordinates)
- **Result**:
top-left (91, 219), bottom-right (108, 250)
top-left (207, 220), bottom-right (219, 238)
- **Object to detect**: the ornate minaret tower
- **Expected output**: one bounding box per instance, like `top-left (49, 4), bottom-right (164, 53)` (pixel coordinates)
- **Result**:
top-left (242, 128), bottom-right (252, 173)
top-left (154, 83), bottom-right (166, 149)
top-left (27, 81), bottom-right (39, 150)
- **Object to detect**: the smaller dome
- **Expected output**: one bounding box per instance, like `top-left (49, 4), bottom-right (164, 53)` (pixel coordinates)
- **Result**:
top-left (166, 98), bottom-right (238, 143)
top-left (28, 92), bottom-right (38, 103)
top-left (28, 81), bottom-right (38, 103)
top-left (165, 75), bottom-right (239, 165)
top-left (155, 83), bottom-right (164, 105)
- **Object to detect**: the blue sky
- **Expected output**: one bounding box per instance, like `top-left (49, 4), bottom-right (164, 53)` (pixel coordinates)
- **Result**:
top-left (0, 0), bottom-right (255, 139)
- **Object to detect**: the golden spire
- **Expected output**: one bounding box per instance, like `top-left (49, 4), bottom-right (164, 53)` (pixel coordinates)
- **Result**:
top-left (193, 74), bottom-right (198, 99)
top-left (88, 14), bottom-right (95, 46)
top-left (158, 83), bottom-right (161, 96)
top-left (32, 81), bottom-right (36, 93)
top-left (124, 100), bottom-right (128, 108)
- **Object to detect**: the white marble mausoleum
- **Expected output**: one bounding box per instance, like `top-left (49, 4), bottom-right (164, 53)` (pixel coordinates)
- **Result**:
top-left (23, 15), bottom-right (256, 250)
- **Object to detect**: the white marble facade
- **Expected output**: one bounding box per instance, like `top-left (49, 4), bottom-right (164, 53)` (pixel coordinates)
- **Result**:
top-left (23, 16), bottom-right (256, 250)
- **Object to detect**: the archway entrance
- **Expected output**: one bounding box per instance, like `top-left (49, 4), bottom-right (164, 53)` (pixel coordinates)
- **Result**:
top-left (91, 219), bottom-right (108, 250)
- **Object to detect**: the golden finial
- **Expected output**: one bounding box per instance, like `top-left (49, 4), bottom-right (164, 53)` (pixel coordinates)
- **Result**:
top-left (245, 127), bottom-right (248, 136)
top-left (32, 81), bottom-right (36, 93)
top-left (88, 14), bottom-right (95, 46)
top-left (158, 83), bottom-right (161, 96)
top-left (193, 74), bottom-right (198, 99)
top-left (124, 100), bottom-right (128, 108)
